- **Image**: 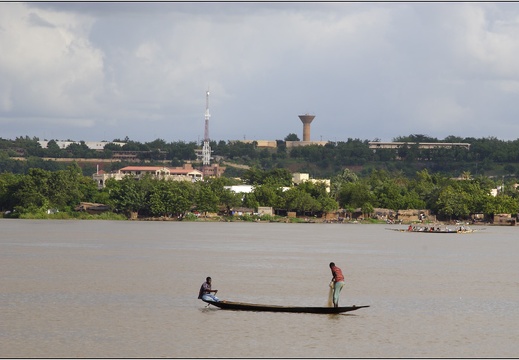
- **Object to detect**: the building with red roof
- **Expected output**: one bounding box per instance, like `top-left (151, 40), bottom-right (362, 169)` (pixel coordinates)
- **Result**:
top-left (93, 164), bottom-right (203, 189)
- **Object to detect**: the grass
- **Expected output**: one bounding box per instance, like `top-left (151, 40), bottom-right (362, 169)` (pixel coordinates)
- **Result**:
top-left (15, 211), bottom-right (127, 220)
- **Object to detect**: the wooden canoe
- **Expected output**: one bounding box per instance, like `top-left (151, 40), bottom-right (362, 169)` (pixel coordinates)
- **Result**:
top-left (386, 227), bottom-right (479, 234)
top-left (203, 300), bottom-right (369, 314)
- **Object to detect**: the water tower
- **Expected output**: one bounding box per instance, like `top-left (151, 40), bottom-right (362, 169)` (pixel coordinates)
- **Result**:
top-left (298, 114), bottom-right (315, 142)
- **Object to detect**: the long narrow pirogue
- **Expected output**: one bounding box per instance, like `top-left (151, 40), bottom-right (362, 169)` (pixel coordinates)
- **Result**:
top-left (203, 299), bottom-right (369, 314)
top-left (386, 226), bottom-right (481, 233)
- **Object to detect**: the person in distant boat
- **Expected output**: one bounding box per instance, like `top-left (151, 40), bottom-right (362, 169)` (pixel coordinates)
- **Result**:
top-left (329, 262), bottom-right (345, 308)
top-left (198, 276), bottom-right (220, 302)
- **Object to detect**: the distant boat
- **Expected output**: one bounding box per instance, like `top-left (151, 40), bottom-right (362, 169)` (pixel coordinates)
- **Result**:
top-left (202, 299), bottom-right (369, 314)
top-left (387, 225), bottom-right (481, 234)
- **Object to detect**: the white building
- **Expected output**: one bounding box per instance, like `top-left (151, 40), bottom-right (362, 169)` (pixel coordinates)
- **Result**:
top-left (224, 185), bottom-right (254, 194)
top-left (93, 165), bottom-right (203, 189)
top-left (38, 140), bottom-right (126, 150)
top-left (292, 173), bottom-right (331, 193)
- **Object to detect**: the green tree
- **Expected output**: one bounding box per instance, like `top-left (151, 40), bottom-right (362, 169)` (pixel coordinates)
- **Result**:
top-left (147, 181), bottom-right (168, 217)
top-left (218, 187), bottom-right (243, 214)
top-left (361, 202), bottom-right (374, 219)
top-left (410, 169), bottom-right (445, 211)
top-left (401, 190), bottom-right (426, 210)
top-left (12, 168), bottom-right (51, 213)
top-left (67, 141), bottom-right (94, 158)
top-left (46, 140), bottom-right (65, 158)
top-left (242, 167), bottom-right (264, 185)
top-left (283, 187), bottom-right (320, 213)
top-left (242, 167), bottom-right (292, 187)
top-left (243, 192), bottom-right (259, 210)
top-left (0, 172), bottom-right (22, 211)
top-left (250, 184), bottom-right (284, 209)
top-left (194, 181), bottom-right (219, 216)
top-left (284, 133), bottom-right (300, 141)
top-left (144, 180), bottom-right (193, 217)
top-left (483, 194), bottom-right (519, 215)
top-left (264, 168), bottom-right (293, 187)
top-left (47, 163), bottom-right (91, 210)
top-left (281, 181), bottom-right (337, 215)
top-left (374, 179), bottom-right (406, 211)
top-left (318, 194), bottom-right (339, 214)
top-left (106, 176), bottom-right (147, 216)
top-left (330, 168), bottom-right (359, 200)
top-left (436, 185), bottom-right (471, 219)
top-left (173, 181), bottom-right (196, 216)
top-left (337, 181), bottom-right (376, 210)
top-left (205, 177), bottom-right (242, 214)
top-left (14, 136), bottom-right (44, 157)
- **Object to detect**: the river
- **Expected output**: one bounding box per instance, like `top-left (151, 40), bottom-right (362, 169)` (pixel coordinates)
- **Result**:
top-left (1, 219), bottom-right (518, 358)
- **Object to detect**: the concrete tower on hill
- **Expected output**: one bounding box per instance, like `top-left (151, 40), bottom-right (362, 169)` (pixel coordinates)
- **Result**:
top-left (298, 114), bottom-right (315, 142)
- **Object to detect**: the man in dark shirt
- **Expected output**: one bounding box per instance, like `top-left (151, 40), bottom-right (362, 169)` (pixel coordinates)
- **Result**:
top-left (198, 276), bottom-right (220, 302)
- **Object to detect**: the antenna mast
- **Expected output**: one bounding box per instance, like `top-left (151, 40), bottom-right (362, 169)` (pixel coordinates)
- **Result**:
top-left (202, 90), bottom-right (211, 166)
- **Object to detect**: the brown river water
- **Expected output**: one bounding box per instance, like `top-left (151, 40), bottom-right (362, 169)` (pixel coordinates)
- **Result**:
top-left (1, 219), bottom-right (518, 358)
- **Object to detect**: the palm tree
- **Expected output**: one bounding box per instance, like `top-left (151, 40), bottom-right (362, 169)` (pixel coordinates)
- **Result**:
top-left (461, 171), bottom-right (472, 180)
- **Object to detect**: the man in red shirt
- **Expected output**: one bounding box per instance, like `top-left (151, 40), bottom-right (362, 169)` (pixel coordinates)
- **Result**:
top-left (329, 262), bottom-right (345, 308)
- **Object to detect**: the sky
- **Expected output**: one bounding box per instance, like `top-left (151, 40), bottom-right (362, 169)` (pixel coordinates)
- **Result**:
top-left (2, 2), bottom-right (519, 144)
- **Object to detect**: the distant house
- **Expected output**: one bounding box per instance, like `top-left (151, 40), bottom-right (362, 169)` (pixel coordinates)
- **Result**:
top-left (228, 140), bottom-right (278, 149)
top-left (292, 173), bottom-right (331, 193)
top-left (38, 140), bottom-right (126, 150)
top-left (285, 140), bottom-right (328, 148)
top-left (93, 164), bottom-right (203, 189)
top-left (231, 207), bottom-right (255, 216)
top-left (493, 213), bottom-right (516, 226)
top-left (368, 141), bottom-right (470, 150)
top-left (257, 206), bottom-right (274, 216)
top-left (224, 185), bottom-right (254, 194)
top-left (397, 209), bottom-right (433, 223)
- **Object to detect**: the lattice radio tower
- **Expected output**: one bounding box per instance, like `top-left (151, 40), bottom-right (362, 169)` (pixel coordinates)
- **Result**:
top-left (202, 90), bottom-right (211, 166)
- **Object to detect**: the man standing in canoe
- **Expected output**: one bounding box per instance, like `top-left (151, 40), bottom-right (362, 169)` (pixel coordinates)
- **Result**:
top-left (198, 276), bottom-right (220, 302)
top-left (329, 262), bottom-right (345, 308)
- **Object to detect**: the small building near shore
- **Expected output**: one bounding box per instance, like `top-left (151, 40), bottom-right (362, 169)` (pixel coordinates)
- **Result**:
top-left (493, 213), bottom-right (516, 226)
top-left (292, 173), bottom-right (331, 193)
top-left (257, 207), bottom-right (273, 216)
top-left (231, 207), bottom-right (255, 216)
top-left (397, 209), bottom-right (434, 223)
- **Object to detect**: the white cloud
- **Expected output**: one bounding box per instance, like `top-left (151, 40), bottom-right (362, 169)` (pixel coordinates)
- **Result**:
top-left (447, 4), bottom-right (519, 84)
top-left (1, 2), bottom-right (519, 142)
top-left (0, 3), bottom-right (104, 121)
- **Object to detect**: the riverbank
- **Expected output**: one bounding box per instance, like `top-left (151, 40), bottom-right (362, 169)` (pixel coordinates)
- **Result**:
top-left (3, 211), bottom-right (501, 226)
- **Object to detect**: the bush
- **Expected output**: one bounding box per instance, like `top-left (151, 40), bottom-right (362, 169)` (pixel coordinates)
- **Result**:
top-left (238, 214), bottom-right (255, 222)
top-left (288, 217), bottom-right (306, 223)
top-left (259, 214), bottom-right (275, 222)
top-left (16, 210), bottom-right (127, 220)
top-left (183, 213), bottom-right (199, 221)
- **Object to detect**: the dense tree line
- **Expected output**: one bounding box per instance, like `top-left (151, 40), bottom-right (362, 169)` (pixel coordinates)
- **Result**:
top-left (1, 134), bottom-right (519, 220)
top-left (3, 134), bottom-right (519, 179)
top-left (0, 164), bottom-right (98, 214)
top-left (332, 168), bottom-right (518, 219)
top-left (0, 165), bottom-right (339, 218)
top-left (1, 164), bottom-right (517, 220)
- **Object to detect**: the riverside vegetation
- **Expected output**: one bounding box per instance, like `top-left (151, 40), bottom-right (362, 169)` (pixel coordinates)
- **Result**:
top-left (1, 134), bottom-right (519, 221)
